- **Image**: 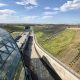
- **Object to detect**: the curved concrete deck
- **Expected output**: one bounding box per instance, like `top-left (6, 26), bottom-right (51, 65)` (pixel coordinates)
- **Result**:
top-left (23, 32), bottom-right (61, 80)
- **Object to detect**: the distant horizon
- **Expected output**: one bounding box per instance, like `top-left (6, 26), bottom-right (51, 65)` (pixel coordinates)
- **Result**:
top-left (0, 22), bottom-right (80, 25)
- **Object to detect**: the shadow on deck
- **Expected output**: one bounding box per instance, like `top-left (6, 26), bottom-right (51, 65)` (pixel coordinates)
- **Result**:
top-left (22, 36), bottom-right (62, 80)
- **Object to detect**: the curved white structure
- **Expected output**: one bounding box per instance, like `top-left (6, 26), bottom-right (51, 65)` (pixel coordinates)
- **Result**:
top-left (0, 28), bottom-right (21, 80)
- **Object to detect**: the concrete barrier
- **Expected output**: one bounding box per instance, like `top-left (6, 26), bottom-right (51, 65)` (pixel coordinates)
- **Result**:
top-left (34, 38), bottom-right (80, 80)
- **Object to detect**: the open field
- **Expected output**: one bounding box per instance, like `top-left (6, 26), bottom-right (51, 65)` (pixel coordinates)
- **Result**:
top-left (11, 32), bottom-right (23, 39)
top-left (0, 25), bottom-right (24, 33)
top-left (35, 29), bottom-right (75, 54)
top-left (57, 29), bottom-right (80, 74)
top-left (34, 25), bottom-right (80, 75)
top-left (0, 24), bottom-right (24, 39)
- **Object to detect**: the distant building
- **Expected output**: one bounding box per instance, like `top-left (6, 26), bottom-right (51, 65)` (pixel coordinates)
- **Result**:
top-left (25, 25), bottom-right (30, 29)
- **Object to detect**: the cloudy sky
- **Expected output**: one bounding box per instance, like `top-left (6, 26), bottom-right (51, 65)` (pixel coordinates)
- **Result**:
top-left (0, 0), bottom-right (80, 24)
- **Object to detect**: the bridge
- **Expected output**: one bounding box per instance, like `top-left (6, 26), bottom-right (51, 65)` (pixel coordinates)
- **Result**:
top-left (17, 29), bottom-right (80, 80)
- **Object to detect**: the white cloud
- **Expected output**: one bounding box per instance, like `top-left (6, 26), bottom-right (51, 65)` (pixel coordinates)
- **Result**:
top-left (16, 2), bottom-right (24, 5)
top-left (0, 9), bottom-right (16, 23)
top-left (22, 15), bottom-right (54, 23)
top-left (53, 8), bottom-right (59, 11)
top-left (25, 0), bottom-right (38, 5)
top-left (25, 6), bottom-right (33, 9)
top-left (0, 3), bottom-right (7, 7)
top-left (0, 14), bottom-right (8, 19)
top-left (0, 14), bottom-right (20, 23)
top-left (41, 15), bottom-right (53, 19)
top-left (54, 0), bottom-right (80, 12)
top-left (0, 9), bottom-right (16, 15)
top-left (24, 15), bottom-right (54, 19)
top-left (16, 0), bottom-right (38, 6)
top-left (23, 16), bottom-right (38, 20)
top-left (43, 11), bottom-right (58, 15)
top-left (0, 14), bottom-right (54, 23)
top-left (44, 7), bottom-right (51, 10)
top-left (16, 0), bottom-right (38, 9)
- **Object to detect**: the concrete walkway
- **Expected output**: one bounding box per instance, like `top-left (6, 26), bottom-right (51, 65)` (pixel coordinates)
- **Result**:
top-left (30, 36), bottom-right (54, 80)
top-left (23, 32), bottom-right (61, 80)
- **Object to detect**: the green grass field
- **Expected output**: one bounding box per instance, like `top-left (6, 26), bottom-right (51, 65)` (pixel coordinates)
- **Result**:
top-left (0, 25), bottom-right (24, 33)
top-left (11, 32), bottom-right (22, 39)
top-left (35, 29), bottom-right (75, 55)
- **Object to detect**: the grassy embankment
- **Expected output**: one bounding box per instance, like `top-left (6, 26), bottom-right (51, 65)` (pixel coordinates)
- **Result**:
top-left (35, 29), bottom-right (75, 55)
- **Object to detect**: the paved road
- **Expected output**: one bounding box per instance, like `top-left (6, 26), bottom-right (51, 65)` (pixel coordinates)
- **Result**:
top-left (23, 32), bottom-right (61, 80)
